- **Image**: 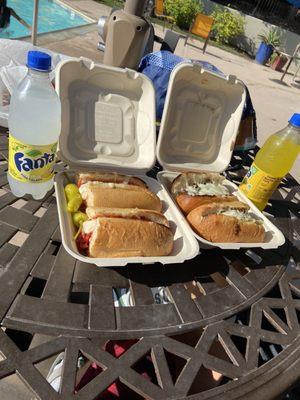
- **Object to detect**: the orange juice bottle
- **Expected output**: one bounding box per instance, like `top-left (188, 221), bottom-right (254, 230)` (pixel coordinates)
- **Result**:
top-left (240, 114), bottom-right (300, 211)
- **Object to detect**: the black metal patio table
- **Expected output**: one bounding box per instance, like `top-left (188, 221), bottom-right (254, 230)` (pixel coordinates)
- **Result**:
top-left (0, 129), bottom-right (299, 400)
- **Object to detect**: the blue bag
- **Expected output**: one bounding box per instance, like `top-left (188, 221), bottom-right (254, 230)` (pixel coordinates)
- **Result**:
top-left (138, 51), bottom-right (257, 151)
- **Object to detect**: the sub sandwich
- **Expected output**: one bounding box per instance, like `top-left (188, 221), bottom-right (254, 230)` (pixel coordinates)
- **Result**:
top-left (187, 201), bottom-right (265, 243)
top-left (171, 172), bottom-right (236, 215)
top-left (76, 172), bottom-right (147, 188)
top-left (76, 208), bottom-right (174, 258)
top-left (77, 172), bottom-right (162, 212)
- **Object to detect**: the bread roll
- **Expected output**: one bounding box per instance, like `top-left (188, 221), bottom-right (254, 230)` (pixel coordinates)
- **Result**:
top-left (76, 172), bottom-right (147, 188)
top-left (171, 172), bottom-right (236, 215)
top-left (79, 182), bottom-right (162, 212)
top-left (82, 217), bottom-right (173, 258)
top-left (86, 207), bottom-right (170, 228)
top-left (171, 172), bottom-right (226, 197)
top-left (176, 193), bottom-right (236, 215)
top-left (187, 201), bottom-right (265, 243)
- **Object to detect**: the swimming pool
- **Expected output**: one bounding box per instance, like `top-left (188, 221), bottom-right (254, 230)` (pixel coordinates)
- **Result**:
top-left (0, 0), bottom-right (92, 39)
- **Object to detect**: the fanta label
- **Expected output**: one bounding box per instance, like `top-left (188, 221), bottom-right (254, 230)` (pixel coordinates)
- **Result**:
top-left (8, 134), bottom-right (57, 183)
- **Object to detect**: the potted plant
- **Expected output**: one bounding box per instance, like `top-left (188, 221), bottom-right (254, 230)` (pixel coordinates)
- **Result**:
top-left (270, 51), bottom-right (288, 71)
top-left (255, 28), bottom-right (281, 65)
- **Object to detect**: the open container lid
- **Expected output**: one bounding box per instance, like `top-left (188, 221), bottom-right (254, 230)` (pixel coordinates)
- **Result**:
top-left (54, 58), bottom-right (200, 267)
top-left (56, 58), bottom-right (156, 173)
top-left (157, 62), bottom-right (246, 173)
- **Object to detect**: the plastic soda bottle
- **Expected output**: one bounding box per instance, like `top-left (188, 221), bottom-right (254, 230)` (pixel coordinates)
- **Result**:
top-left (8, 51), bottom-right (61, 199)
top-left (240, 113), bottom-right (300, 211)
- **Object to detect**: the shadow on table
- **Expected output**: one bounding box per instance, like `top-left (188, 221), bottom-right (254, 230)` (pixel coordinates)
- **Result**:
top-left (113, 148), bottom-right (299, 295)
top-left (115, 250), bottom-right (229, 288)
top-left (116, 175), bottom-right (299, 289)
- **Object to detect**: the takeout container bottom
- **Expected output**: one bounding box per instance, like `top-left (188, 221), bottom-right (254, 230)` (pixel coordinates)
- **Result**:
top-left (157, 171), bottom-right (286, 250)
top-left (55, 171), bottom-right (199, 267)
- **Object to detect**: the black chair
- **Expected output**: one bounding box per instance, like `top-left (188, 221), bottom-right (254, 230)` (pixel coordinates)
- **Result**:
top-left (160, 29), bottom-right (180, 53)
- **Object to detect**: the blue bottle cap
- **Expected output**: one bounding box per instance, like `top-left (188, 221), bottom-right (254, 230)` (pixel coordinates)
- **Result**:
top-left (289, 113), bottom-right (300, 128)
top-left (27, 51), bottom-right (52, 72)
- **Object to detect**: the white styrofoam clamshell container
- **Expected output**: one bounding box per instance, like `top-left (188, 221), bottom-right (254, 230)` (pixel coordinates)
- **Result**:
top-left (54, 58), bottom-right (199, 267)
top-left (157, 63), bottom-right (246, 173)
top-left (156, 62), bottom-right (285, 250)
top-left (56, 58), bottom-right (156, 173)
top-left (55, 171), bottom-right (199, 267)
top-left (157, 171), bottom-right (286, 250)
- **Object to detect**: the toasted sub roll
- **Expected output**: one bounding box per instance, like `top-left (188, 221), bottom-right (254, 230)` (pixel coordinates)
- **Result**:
top-left (79, 182), bottom-right (162, 212)
top-left (171, 172), bottom-right (235, 215)
top-left (76, 171), bottom-right (147, 188)
top-left (81, 213), bottom-right (174, 258)
top-left (176, 193), bottom-right (236, 215)
top-left (171, 172), bottom-right (226, 197)
top-left (187, 201), bottom-right (265, 243)
top-left (86, 207), bottom-right (170, 228)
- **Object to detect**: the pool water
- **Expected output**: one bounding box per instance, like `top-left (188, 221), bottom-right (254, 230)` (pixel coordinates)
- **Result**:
top-left (0, 0), bottom-right (91, 39)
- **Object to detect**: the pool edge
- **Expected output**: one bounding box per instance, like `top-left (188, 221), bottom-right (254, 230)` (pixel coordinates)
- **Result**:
top-left (18, 22), bottom-right (97, 43)
top-left (55, 0), bottom-right (97, 24)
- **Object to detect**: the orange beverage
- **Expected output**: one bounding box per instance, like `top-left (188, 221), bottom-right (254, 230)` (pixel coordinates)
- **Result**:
top-left (240, 114), bottom-right (300, 210)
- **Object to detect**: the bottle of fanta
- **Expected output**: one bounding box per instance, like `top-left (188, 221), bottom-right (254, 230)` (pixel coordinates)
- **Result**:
top-left (240, 114), bottom-right (300, 211)
top-left (8, 51), bottom-right (61, 199)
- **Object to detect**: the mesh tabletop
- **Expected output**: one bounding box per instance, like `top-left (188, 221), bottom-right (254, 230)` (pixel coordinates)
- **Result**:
top-left (0, 130), bottom-right (299, 400)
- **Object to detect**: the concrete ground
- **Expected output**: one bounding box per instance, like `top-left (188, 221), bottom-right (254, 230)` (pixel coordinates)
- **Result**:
top-left (36, 0), bottom-right (300, 179)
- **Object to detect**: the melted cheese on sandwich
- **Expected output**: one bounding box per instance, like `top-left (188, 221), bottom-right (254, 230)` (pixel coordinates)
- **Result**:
top-left (82, 219), bottom-right (98, 235)
top-left (186, 183), bottom-right (230, 197)
top-left (218, 209), bottom-right (263, 224)
top-left (79, 182), bottom-right (90, 199)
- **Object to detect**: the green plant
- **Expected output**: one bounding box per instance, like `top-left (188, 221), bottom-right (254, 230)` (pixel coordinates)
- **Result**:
top-left (211, 6), bottom-right (244, 44)
top-left (165, 0), bottom-right (203, 30)
top-left (269, 51), bottom-right (288, 66)
top-left (258, 28), bottom-right (281, 49)
top-left (269, 51), bottom-right (279, 64)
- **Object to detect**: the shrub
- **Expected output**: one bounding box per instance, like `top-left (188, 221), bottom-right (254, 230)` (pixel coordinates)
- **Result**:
top-left (258, 28), bottom-right (281, 48)
top-left (165, 0), bottom-right (203, 30)
top-left (211, 6), bottom-right (245, 44)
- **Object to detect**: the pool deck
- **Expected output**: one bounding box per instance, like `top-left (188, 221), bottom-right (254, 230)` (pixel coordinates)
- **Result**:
top-left (29, 0), bottom-right (300, 179)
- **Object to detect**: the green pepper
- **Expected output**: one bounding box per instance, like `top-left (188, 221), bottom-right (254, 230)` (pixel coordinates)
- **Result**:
top-left (65, 183), bottom-right (80, 200)
top-left (72, 211), bottom-right (88, 228)
top-left (64, 183), bottom-right (82, 212)
top-left (67, 196), bottom-right (82, 213)
top-left (73, 212), bottom-right (88, 240)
